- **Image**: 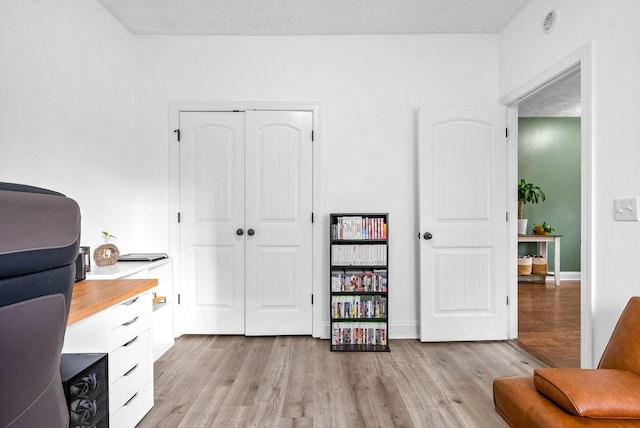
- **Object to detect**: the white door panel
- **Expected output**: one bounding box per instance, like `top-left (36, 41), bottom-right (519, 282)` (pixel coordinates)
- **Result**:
top-left (419, 106), bottom-right (508, 341)
top-left (245, 111), bottom-right (313, 335)
top-left (179, 112), bottom-right (245, 334)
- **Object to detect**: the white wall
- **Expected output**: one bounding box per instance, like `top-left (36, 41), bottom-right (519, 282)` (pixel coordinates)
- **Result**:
top-left (0, 1), bottom-right (501, 339)
top-left (0, 0), bottom-right (136, 253)
top-left (133, 34), bottom-right (500, 337)
top-left (5, 0), bottom-right (638, 361)
top-left (499, 0), bottom-right (640, 365)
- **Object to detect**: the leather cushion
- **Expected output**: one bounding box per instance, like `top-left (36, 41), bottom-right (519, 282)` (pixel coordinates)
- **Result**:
top-left (599, 297), bottom-right (640, 376)
top-left (534, 368), bottom-right (640, 418)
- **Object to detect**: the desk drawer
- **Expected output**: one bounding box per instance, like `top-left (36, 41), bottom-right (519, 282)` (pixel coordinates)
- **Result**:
top-left (109, 310), bottom-right (151, 352)
top-left (110, 354), bottom-right (153, 412)
top-left (110, 380), bottom-right (153, 428)
top-left (109, 292), bottom-right (151, 330)
top-left (110, 328), bottom-right (151, 381)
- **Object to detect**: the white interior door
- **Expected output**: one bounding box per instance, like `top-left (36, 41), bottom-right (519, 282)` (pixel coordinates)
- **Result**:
top-left (419, 106), bottom-right (508, 341)
top-left (179, 112), bottom-right (245, 334)
top-left (244, 111), bottom-right (313, 335)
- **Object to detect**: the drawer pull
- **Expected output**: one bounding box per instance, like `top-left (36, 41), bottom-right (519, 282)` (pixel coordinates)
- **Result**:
top-left (123, 297), bottom-right (139, 306)
top-left (124, 364), bottom-right (139, 377)
top-left (123, 392), bottom-right (139, 407)
top-left (123, 335), bottom-right (139, 347)
top-left (122, 316), bottom-right (139, 327)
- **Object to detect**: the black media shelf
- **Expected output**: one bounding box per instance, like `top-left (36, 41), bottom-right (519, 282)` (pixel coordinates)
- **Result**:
top-left (332, 291), bottom-right (387, 296)
top-left (331, 239), bottom-right (387, 245)
top-left (330, 265), bottom-right (387, 269)
top-left (330, 213), bottom-right (389, 352)
top-left (331, 344), bottom-right (390, 352)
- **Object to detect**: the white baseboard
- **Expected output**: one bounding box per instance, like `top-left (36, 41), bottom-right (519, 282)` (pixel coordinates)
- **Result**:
top-left (519, 271), bottom-right (581, 283)
top-left (559, 271), bottom-right (581, 281)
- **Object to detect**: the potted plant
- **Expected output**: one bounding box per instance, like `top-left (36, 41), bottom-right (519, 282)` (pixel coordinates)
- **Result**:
top-left (93, 231), bottom-right (120, 267)
top-left (518, 179), bottom-right (545, 235)
top-left (533, 221), bottom-right (554, 236)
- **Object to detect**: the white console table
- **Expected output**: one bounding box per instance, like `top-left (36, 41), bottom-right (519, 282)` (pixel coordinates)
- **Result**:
top-left (517, 234), bottom-right (562, 286)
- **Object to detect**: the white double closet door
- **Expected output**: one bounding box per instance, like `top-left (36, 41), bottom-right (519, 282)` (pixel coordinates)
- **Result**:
top-left (179, 110), bottom-right (313, 335)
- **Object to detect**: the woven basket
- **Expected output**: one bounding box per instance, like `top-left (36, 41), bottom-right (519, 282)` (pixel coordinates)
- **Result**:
top-left (518, 256), bottom-right (532, 275)
top-left (532, 256), bottom-right (548, 275)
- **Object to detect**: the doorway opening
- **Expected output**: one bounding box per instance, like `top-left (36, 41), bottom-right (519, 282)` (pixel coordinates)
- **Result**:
top-left (501, 43), bottom-right (593, 368)
top-left (515, 69), bottom-right (581, 367)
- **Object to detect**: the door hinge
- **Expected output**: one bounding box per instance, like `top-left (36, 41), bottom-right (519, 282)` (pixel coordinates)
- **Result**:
top-left (311, 130), bottom-right (314, 142)
top-left (178, 294), bottom-right (181, 305)
top-left (506, 296), bottom-right (509, 306)
top-left (174, 129), bottom-right (181, 142)
top-left (506, 212), bottom-right (509, 222)
top-left (178, 212), bottom-right (181, 223)
top-left (505, 128), bottom-right (508, 139)
top-left (311, 212), bottom-right (314, 223)
top-left (311, 294), bottom-right (314, 304)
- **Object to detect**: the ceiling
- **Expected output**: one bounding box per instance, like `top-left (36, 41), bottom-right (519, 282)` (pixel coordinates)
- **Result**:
top-left (95, 0), bottom-right (579, 117)
top-left (96, 0), bottom-right (530, 36)
top-left (518, 71), bottom-right (581, 117)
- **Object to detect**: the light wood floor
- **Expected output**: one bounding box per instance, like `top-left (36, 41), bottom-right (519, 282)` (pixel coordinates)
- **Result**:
top-left (139, 336), bottom-right (542, 427)
top-left (515, 280), bottom-right (581, 368)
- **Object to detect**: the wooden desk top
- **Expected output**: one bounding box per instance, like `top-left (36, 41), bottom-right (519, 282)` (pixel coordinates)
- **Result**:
top-left (68, 278), bottom-right (158, 325)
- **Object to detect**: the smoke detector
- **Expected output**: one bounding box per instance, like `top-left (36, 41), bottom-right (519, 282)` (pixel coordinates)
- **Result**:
top-left (543, 9), bottom-right (558, 34)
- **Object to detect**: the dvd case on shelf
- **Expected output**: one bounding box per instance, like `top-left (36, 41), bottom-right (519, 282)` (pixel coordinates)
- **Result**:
top-left (330, 216), bottom-right (387, 240)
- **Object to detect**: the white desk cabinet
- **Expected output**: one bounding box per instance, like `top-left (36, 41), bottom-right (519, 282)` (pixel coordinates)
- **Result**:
top-left (64, 288), bottom-right (154, 428)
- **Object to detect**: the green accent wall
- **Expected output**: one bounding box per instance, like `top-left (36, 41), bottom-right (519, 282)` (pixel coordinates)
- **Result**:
top-left (518, 117), bottom-right (581, 272)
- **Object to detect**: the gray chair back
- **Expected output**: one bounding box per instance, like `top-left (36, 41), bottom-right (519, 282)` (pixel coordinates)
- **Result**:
top-left (0, 183), bottom-right (80, 428)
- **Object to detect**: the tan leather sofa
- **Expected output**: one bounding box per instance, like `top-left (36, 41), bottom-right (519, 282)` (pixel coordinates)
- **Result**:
top-left (494, 297), bottom-right (640, 427)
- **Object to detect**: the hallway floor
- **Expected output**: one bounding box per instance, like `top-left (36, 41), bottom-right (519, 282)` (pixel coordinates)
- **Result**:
top-left (515, 279), bottom-right (581, 367)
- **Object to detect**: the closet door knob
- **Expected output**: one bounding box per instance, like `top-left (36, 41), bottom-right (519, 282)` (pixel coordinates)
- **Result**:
top-left (247, 228), bottom-right (255, 236)
top-left (423, 232), bottom-right (433, 240)
top-left (236, 228), bottom-right (244, 236)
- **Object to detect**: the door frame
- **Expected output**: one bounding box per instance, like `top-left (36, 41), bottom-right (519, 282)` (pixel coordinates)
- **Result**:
top-left (499, 43), bottom-right (594, 368)
top-left (168, 101), bottom-right (322, 338)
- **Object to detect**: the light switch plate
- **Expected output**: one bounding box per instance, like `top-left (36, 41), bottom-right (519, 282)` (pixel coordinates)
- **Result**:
top-left (614, 197), bottom-right (640, 221)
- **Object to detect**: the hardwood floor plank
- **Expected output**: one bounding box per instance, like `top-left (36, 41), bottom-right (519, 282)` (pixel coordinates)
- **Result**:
top-left (516, 280), bottom-right (580, 367)
top-left (139, 336), bottom-right (542, 427)
top-left (280, 338), bottom-right (314, 420)
top-left (325, 353), bottom-right (366, 427)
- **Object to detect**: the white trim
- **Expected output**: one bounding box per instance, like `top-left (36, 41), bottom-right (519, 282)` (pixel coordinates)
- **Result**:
top-left (390, 321), bottom-right (420, 339)
top-left (506, 106), bottom-right (519, 340)
top-left (499, 46), bottom-right (584, 106)
top-left (168, 101), bottom-right (323, 338)
top-left (500, 42), bottom-right (594, 368)
top-left (560, 271), bottom-right (582, 281)
top-left (516, 272), bottom-right (582, 283)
